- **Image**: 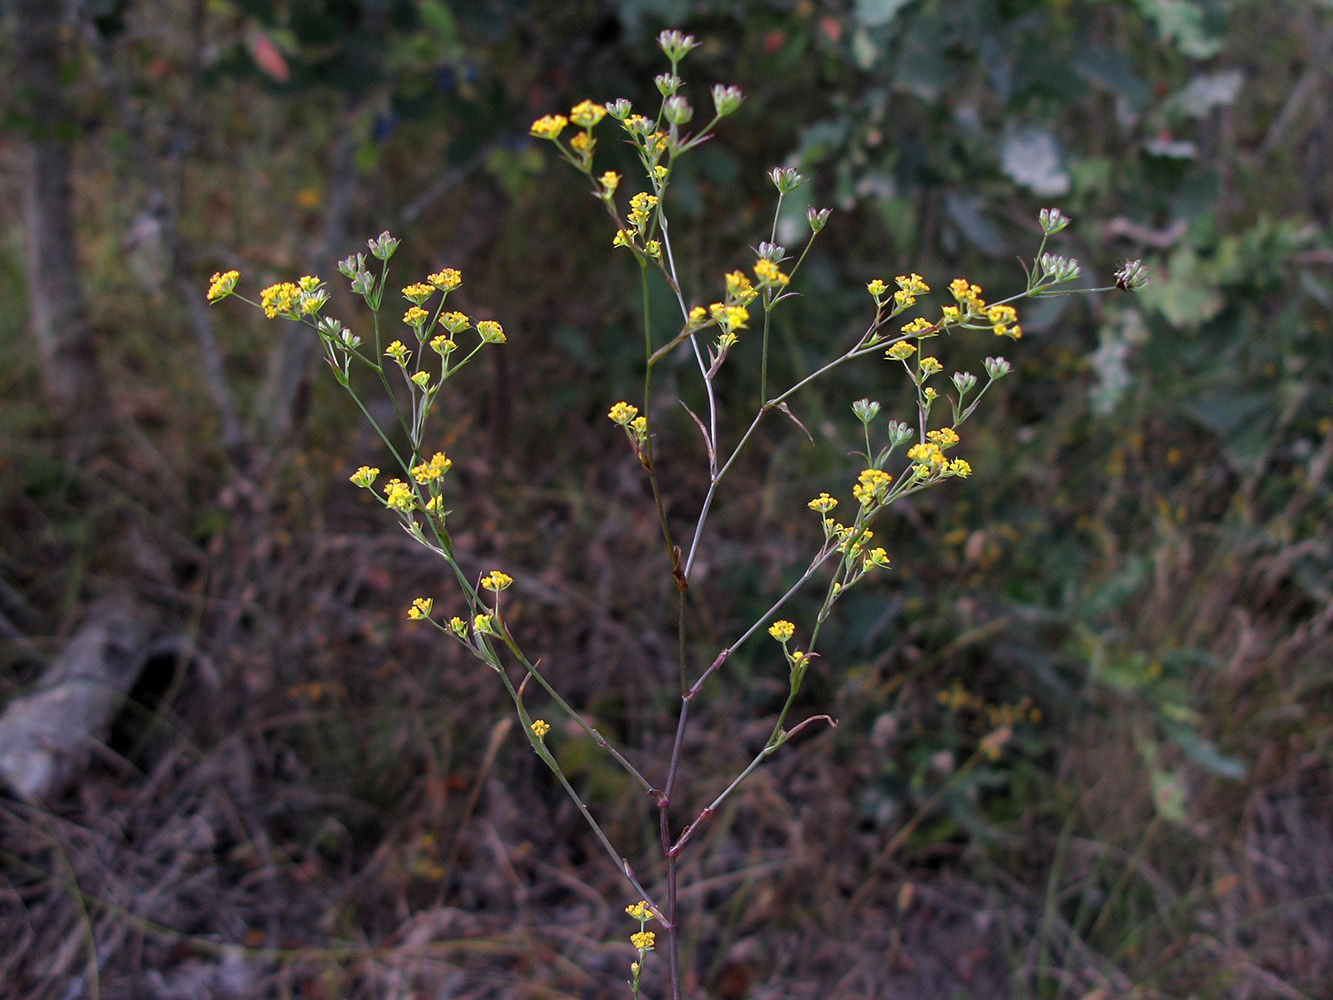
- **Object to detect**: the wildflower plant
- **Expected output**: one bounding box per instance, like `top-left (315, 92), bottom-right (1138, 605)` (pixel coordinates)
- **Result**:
top-left (207, 30), bottom-right (1143, 998)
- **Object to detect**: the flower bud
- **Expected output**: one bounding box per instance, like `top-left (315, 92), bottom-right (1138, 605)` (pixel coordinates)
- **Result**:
top-left (1038, 207), bottom-right (1071, 235)
top-left (768, 166), bottom-right (805, 193)
top-left (711, 84), bottom-right (744, 116)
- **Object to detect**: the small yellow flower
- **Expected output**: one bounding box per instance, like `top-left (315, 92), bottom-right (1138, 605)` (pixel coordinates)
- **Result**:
top-left (477, 320), bottom-right (506, 344)
top-left (402, 282), bottom-right (436, 302)
top-left (530, 114), bottom-right (568, 140)
top-left (947, 458), bottom-right (972, 477)
top-left (349, 465), bottom-right (379, 488)
top-left (440, 311), bottom-right (471, 334)
top-left (207, 270), bottom-right (239, 301)
top-left (807, 492), bottom-right (838, 513)
top-left (753, 258), bottom-right (789, 287)
top-left (428, 268), bottom-right (462, 290)
top-left (407, 597), bottom-right (433, 620)
top-left (926, 427), bottom-right (960, 448)
top-left (569, 100), bottom-right (607, 127)
top-left (382, 478), bottom-right (415, 512)
top-left (709, 302), bottom-right (749, 333)
top-left (768, 620), bottom-right (795, 642)
top-left (724, 270), bottom-right (757, 305)
top-left (530, 718), bottom-right (551, 738)
top-left (481, 570), bottom-right (513, 591)
top-left (901, 317), bottom-right (935, 335)
top-left (472, 613), bottom-right (495, 635)
top-left (385, 340), bottom-right (409, 365)
top-left (608, 401), bottom-right (639, 425)
top-left (631, 931), bottom-right (656, 951)
top-left (628, 191), bottom-right (658, 232)
top-left (599, 171), bottom-right (621, 193)
top-left (885, 342), bottom-right (917, 362)
top-left (896, 273), bottom-right (929, 296)
top-left (625, 901), bottom-right (652, 921)
top-left (259, 281), bottom-right (300, 318)
top-left (411, 452), bottom-right (452, 483)
top-left (852, 468), bottom-right (893, 506)
top-left (430, 334), bottom-right (456, 354)
top-left (919, 356), bottom-right (943, 376)
top-left (411, 371), bottom-right (431, 389)
top-left (448, 616), bottom-right (468, 637)
top-left (404, 306), bottom-right (429, 326)
top-left (866, 278), bottom-right (887, 297)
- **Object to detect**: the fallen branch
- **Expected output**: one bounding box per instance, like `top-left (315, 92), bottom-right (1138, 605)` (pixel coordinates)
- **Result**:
top-left (0, 597), bottom-right (154, 802)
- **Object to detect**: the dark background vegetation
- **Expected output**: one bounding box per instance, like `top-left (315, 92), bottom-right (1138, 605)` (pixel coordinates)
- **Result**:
top-left (1, 0), bottom-right (1331, 997)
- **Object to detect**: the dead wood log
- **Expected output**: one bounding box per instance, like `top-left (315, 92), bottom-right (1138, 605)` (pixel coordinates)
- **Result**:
top-left (0, 597), bottom-right (154, 802)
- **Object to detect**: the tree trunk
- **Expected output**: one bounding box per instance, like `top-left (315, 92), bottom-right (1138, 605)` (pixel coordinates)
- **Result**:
top-left (14, 0), bottom-right (109, 421)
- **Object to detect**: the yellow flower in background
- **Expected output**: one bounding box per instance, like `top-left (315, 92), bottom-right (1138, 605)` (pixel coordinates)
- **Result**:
top-left (530, 114), bottom-right (568, 140)
top-left (207, 270), bottom-right (239, 301)
top-left (570, 100), bottom-right (607, 127)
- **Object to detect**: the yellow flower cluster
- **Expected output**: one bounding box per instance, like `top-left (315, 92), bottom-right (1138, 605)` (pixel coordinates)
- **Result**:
top-left (625, 901), bottom-right (652, 922)
top-left (885, 341), bottom-right (917, 361)
top-left (753, 258), bottom-right (789, 287)
top-left (407, 597), bottom-right (433, 620)
top-left (402, 282), bottom-right (436, 302)
top-left (404, 306), bottom-right (429, 326)
top-left (349, 465), bottom-right (379, 488)
top-left (768, 620), bottom-right (795, 642)
top-left (807, 492), bottom-right (838, 513)
top-left (410, 452), bottom-right (452, 483)
top-left (894, 273), bottom-right (930, 304)
top-left (477, 320), bottom-right (506, 344)
top-left (608, 401), bottom-right (639, 425)
top-left (259, 282), bottom-right (299, 318)
top-left (725, 270), bottom-right (758, 305)
top-left (529, 114), bottom-right (567, 140)
top-left (530, 718), bottom-right (551, 738)
top-left (385, 340), bottom-right (409, 365)
top-left (926, 427), bottom-right (960, 448)
top-left (207, 270), bottom-right (239, 301)
top-left (709, 302), bottom-right (749, 334)
top-left (429, 268), bottom-right (462, 290)
top-left (949, 278), bottom-right (986, 311)
top-left (480, 570), bottom-right (513, 591)
top-left (627, 191), bottom-right (657, 233)
top-left (985, 303), bottom-right (1022, 339)
top-left (382, 478), bottom-right (414, 512)
top-left (570, 99), bottom-right (607, 128)
top-left (852, 468), bottom-right (893, 506)
top-left (440, 311), bottom-right (471, 334)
